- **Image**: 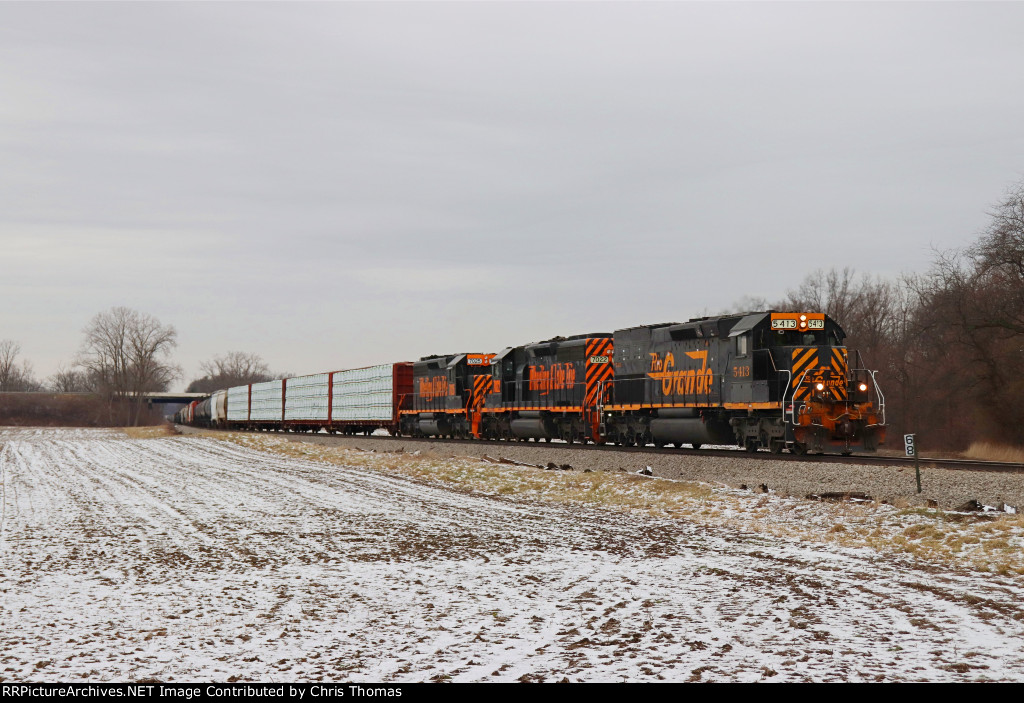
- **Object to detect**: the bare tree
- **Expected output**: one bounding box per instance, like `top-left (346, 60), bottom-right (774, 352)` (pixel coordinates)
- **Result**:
top-left (201, 351), bottom-right (271, 382)
top-left (907, 183), bottom-right (1024, 446)
top-left (0, 340), bottom-right (42, 392)
top-left (48, 364), bottom-right (91, 393)
top-left (187, 351), bottom-right (274, 393)
top-left (76, 307), bottom-right (180, 425)
top-left (967, 182), bottom-right (1024, 336)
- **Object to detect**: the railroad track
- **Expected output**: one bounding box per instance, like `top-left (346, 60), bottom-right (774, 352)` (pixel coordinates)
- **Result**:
top-left (185, 426), bottom-right (1024, 475)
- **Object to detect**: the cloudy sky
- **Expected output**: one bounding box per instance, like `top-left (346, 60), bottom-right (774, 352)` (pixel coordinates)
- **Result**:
top-left (3, 2), bottom-right (1023, 389)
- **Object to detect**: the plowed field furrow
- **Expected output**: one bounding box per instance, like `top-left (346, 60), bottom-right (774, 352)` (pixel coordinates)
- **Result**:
top-left (0, 428), bottom-right (1021, 683)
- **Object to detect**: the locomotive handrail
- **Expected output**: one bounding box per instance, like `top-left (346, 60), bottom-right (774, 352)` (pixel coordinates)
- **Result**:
top-left (779, 368), bottom-right (792, 414)
top-left (787, 368), bottom-right (810, 426)
top-left (847, 366), bottom-right (887, 427)
top-left (868, 370), bottom-right (886, 426)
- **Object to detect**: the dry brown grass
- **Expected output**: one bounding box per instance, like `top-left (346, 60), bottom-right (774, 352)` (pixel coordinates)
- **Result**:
top-left (205, 431), bottom-right (1024, 576)
top-left (122, 424), bottom-right (176, 439)
top-left (963, 442), bottom-right (1024, 464)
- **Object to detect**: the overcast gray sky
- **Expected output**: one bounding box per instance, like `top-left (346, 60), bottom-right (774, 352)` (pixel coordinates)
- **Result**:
top-left (3, 1), bottom-right (1023, 389)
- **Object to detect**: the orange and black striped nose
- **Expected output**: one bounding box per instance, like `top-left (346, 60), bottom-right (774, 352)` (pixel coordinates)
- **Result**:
top-left (585, 337), bottom-right (614, 408)
top-left (830, 347), bottom-right (849, 400)
top-left (791, 347), bottom-right (849, 401)
top-left (469, 375), bottom-right (494, 409)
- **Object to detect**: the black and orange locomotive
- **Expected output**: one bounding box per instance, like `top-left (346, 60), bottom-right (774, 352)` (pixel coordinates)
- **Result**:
top-left (400, 311), bottom-right (885, 455)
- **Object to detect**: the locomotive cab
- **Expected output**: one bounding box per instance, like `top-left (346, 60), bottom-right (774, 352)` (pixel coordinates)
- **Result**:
top-left (725, 312), bottom-right (886, 454)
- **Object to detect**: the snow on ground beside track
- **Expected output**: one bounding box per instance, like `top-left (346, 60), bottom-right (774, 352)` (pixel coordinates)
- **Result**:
top-left (0, 428), bottom-right (1022, 682)
top-left (227, 432), bottom-right (1024, 577)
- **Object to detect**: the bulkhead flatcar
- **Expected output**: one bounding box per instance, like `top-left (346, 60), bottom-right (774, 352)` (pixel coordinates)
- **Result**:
top-left (218, 362), bottom-right (412, 434)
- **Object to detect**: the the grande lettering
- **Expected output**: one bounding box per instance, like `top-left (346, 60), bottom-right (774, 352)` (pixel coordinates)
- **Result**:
top-left (528, 363), bottom-right (577, 395)
top-left (647, 350), bottom-right (714, 396)
top-left (809, 371), bottom-right (845, 389)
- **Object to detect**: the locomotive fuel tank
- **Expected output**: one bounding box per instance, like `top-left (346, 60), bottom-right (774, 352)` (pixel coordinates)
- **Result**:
top-left (509, 412), bottom-right (555, 440)
top-left (414, 413), bottom-right (451, 437)
top-left (649, 417), bottom-right (733, 446)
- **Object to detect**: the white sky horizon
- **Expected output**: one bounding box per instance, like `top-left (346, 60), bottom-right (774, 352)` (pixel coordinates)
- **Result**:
top-left (3, 2), bottom-right (1023, 390)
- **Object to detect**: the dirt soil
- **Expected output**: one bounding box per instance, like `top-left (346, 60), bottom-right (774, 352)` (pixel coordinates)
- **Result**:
top-left (1, 428), bottom-right (1022, 682)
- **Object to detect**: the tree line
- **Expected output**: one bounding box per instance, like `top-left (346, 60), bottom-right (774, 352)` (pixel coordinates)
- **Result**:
top-left (1, 309), bottom-right (278, 426)
top-left (739, 181), bottom-right (1024, 449)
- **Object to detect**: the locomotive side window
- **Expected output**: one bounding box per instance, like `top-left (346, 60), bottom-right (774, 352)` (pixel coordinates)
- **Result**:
top-left (736, 335), bottom-right (748, 357)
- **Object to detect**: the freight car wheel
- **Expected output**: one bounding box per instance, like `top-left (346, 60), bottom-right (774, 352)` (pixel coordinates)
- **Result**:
top-left (690, 443), bottom-right (702, 450)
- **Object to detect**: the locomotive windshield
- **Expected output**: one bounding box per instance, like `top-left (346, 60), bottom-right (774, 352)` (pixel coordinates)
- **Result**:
top-left (764, 328), bottom-right (843, 347)
top-left (769, 329), bottom-right (825, 347)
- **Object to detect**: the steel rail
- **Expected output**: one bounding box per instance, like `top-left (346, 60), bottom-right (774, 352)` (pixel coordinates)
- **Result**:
top-left (182, 425), bottom-right (1024, 475)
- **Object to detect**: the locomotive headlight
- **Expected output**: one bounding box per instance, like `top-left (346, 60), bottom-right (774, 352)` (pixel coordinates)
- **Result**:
top-left (815, 382), bottom-right (825, 391)
top-left (799, 315), bottom-right (807, 321)
top-left (858, 382), bottom-right (868, 392)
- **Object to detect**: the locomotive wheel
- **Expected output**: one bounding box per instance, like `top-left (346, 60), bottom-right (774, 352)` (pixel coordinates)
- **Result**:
top-left (745, 439), bottom-right (758, 453)
top-left (791, 443), bottom-right (807, 455)
top-left (770, 439), bottom-right (784, 454)
top-left (691, 443), bottom-right (702, 450)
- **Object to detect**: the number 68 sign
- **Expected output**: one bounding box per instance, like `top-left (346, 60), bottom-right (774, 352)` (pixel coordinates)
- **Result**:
top-left (904, 434), bottom-right (916, 458)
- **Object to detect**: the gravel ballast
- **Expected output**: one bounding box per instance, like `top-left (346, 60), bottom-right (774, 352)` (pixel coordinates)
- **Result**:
top-left (241, 432), bottom-right (1024, 512)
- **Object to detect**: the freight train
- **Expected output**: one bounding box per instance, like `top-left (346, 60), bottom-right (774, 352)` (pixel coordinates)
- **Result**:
top-left (176, 311), bottom-right (886, 455)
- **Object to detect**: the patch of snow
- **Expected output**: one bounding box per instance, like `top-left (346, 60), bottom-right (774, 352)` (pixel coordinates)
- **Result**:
top-left (1, 428), bottom-right (1022, 682)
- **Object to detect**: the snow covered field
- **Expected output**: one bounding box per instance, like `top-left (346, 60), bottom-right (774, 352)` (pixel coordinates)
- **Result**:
top-left (1, 428), bottom-right (1022, 682)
